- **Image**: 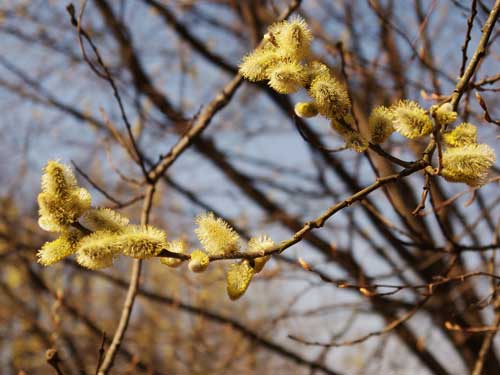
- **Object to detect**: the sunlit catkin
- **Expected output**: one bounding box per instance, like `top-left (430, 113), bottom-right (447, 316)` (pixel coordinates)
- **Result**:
top-left (274, 16), bottom-right (312, 60)
top-left (226, 260), bottom-right (255, 300)
top-left (441, 144), bottom-right (496, 186)
top-left (369, 106), bottom-right (394, 144)
top-left (37, 229), bottom-right (83, 266)
top-left (390, 100), bottom-right (433, 139)
top-left (239, 47), bottom-right (279, 82)
top-left (267, 61), bottom-right (307, 94)
top-left (188, 249), bottom-right (210, 273)
top-left (38, 161), bottom-right (91, 232)
top-left (308, 75), bottom-right (351, 120)
top-left (80, 207), bottom-right (129, 232)
top-left (119, 225), bottom-right (168, 259)
top-left (443, 123), bottom-right (477, 148)
top-left (194, 212), bottom-right (240, 255)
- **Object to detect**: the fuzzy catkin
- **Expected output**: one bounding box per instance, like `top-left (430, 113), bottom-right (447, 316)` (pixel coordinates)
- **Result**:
top-left (194, 212), bottom-right (240, 255)
top-left (390, 100), bottom-right (433, 139)
top-left (226, 260), bottom-right (255, 300)
top-left (441, 144), bottom-right (496, 186)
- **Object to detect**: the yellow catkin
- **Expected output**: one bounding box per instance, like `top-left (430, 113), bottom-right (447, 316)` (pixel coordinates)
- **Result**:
top-left (274, 16), bottom-right (312, 60)
top-left (77, 230), bottom-right (122, 260)
top-left (239, 47), bottom-right (279, 82)
top-left (267, 60), bottom-right (307, 94)
top-left (41, 160), bottom-right (78, 198)
top-left (441, 144), bottom-right (496, 186)
top-left (119, 225), bottom-right (168, 259)
top-left (309, 75), bottom-right (351, 120)
top-left (38, 161), bottom-right (91, 232)
top-left (80, 208), bottom-right (129, 232)
top-left (226, 260), bottom-right (255, 300)
top-left (37, 229), bottom-right (82, 266)
top-left (390, 100), bottom-right (433, 139)
top-left (160, 239), bottom-right (188, 268)
top-left (369, 106), bottom-right (394, 144)
top-left (247, 235), bottom-right (274, 273)
top-left (194, 212), bottom-right (240, 255)
top-left (294, 102), bottom-right (318, 118)
top-left (38, 188), bottom-right (91, 232)
top-left (188, 249), bottom-right (210, 273)
top-left (443, 123), bottom-right (477, 148)
top-left (76, 251), bottom-right (115, 270)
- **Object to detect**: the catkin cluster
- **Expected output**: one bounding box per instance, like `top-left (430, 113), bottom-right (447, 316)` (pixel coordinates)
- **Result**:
top-left (239, 17), bottom-right (369, 152)
top-left (438, 109), bottom-right (496, 185)
top-left (160, 212), bottom-right (274, 300)
top-left (239, 18), bottom-right (496, 184)
top-left (37, 161), bottom-right (167, 269)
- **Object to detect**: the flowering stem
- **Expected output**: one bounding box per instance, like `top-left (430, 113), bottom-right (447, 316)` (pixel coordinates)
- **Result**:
top-left (97, 184), bottom-right (155, 374)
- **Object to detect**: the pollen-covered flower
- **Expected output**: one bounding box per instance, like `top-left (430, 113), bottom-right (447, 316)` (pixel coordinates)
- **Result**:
top-left (37, 228), bottom-right (83, 266)
top-left (119, 225), bottom-right (167, 259)
top-left (226, 260), bottom-right (255, 300)
top-left (390, 100), bottom-right (433, 139)
top-left (38, 188), bottom-right (91, 232)
top-left (308, 75), bottom-right (351, 119)
top-left (369, 106), bottom-right (394, 144)
top-left (75, 229), bottom-right (128, 269)
top-left (41, 160), bottom-right (78, 198)
top-left (434, 102), bottom-right (457, 127)
top-left (239, 47), bottom-right (279, 82)
top-left (306, 61), bottom-right (331, 84)
top-left (441, 144), bottom-right (496, 186)
top-left (188, 249), bottom-right (209, 273)
top-left (160, 239), bottom-right (188, 268)
top-left (267, 61), bottom-right (307, 94)
top-left (76, 251), bottom-right (115, 270)
top-left (38, 161), bottom-right (91, 232)
top-left (76, 230), bottom-right (121, 260)
top-left (443, 123), bottom-right (477, 148)
top-left (194, 212), bottom-right (240, 255)
top-left (274, 16), bottom-right (312, 60)
top-left (247, 235), bottom-right (274, 273)
top-left (80, 208), bottom-right (129, 232)
top-left (294, 102), bottom-right (318, 118)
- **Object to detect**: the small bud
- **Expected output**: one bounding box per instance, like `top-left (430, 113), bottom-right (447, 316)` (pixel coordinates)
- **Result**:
top-left (390, 100), bottom-right (433, 139)
top-left (434, 102), bottom-right (457, 126)
top-left (160, 239), bottom-right (188, 268)
top-left (369, 105), bottom-right (394, 144)
top-left (188, 249), bottom-right (210, 273)
top-left (294, 102), bottom-right (318, 118)
top-left (226, 260), bottom-right (255, 300)
top-left (247, 235), bottom-right (274, 273)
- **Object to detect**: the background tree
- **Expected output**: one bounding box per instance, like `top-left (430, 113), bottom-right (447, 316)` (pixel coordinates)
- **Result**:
top-left (1, 0), bottom-right (500, 374)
